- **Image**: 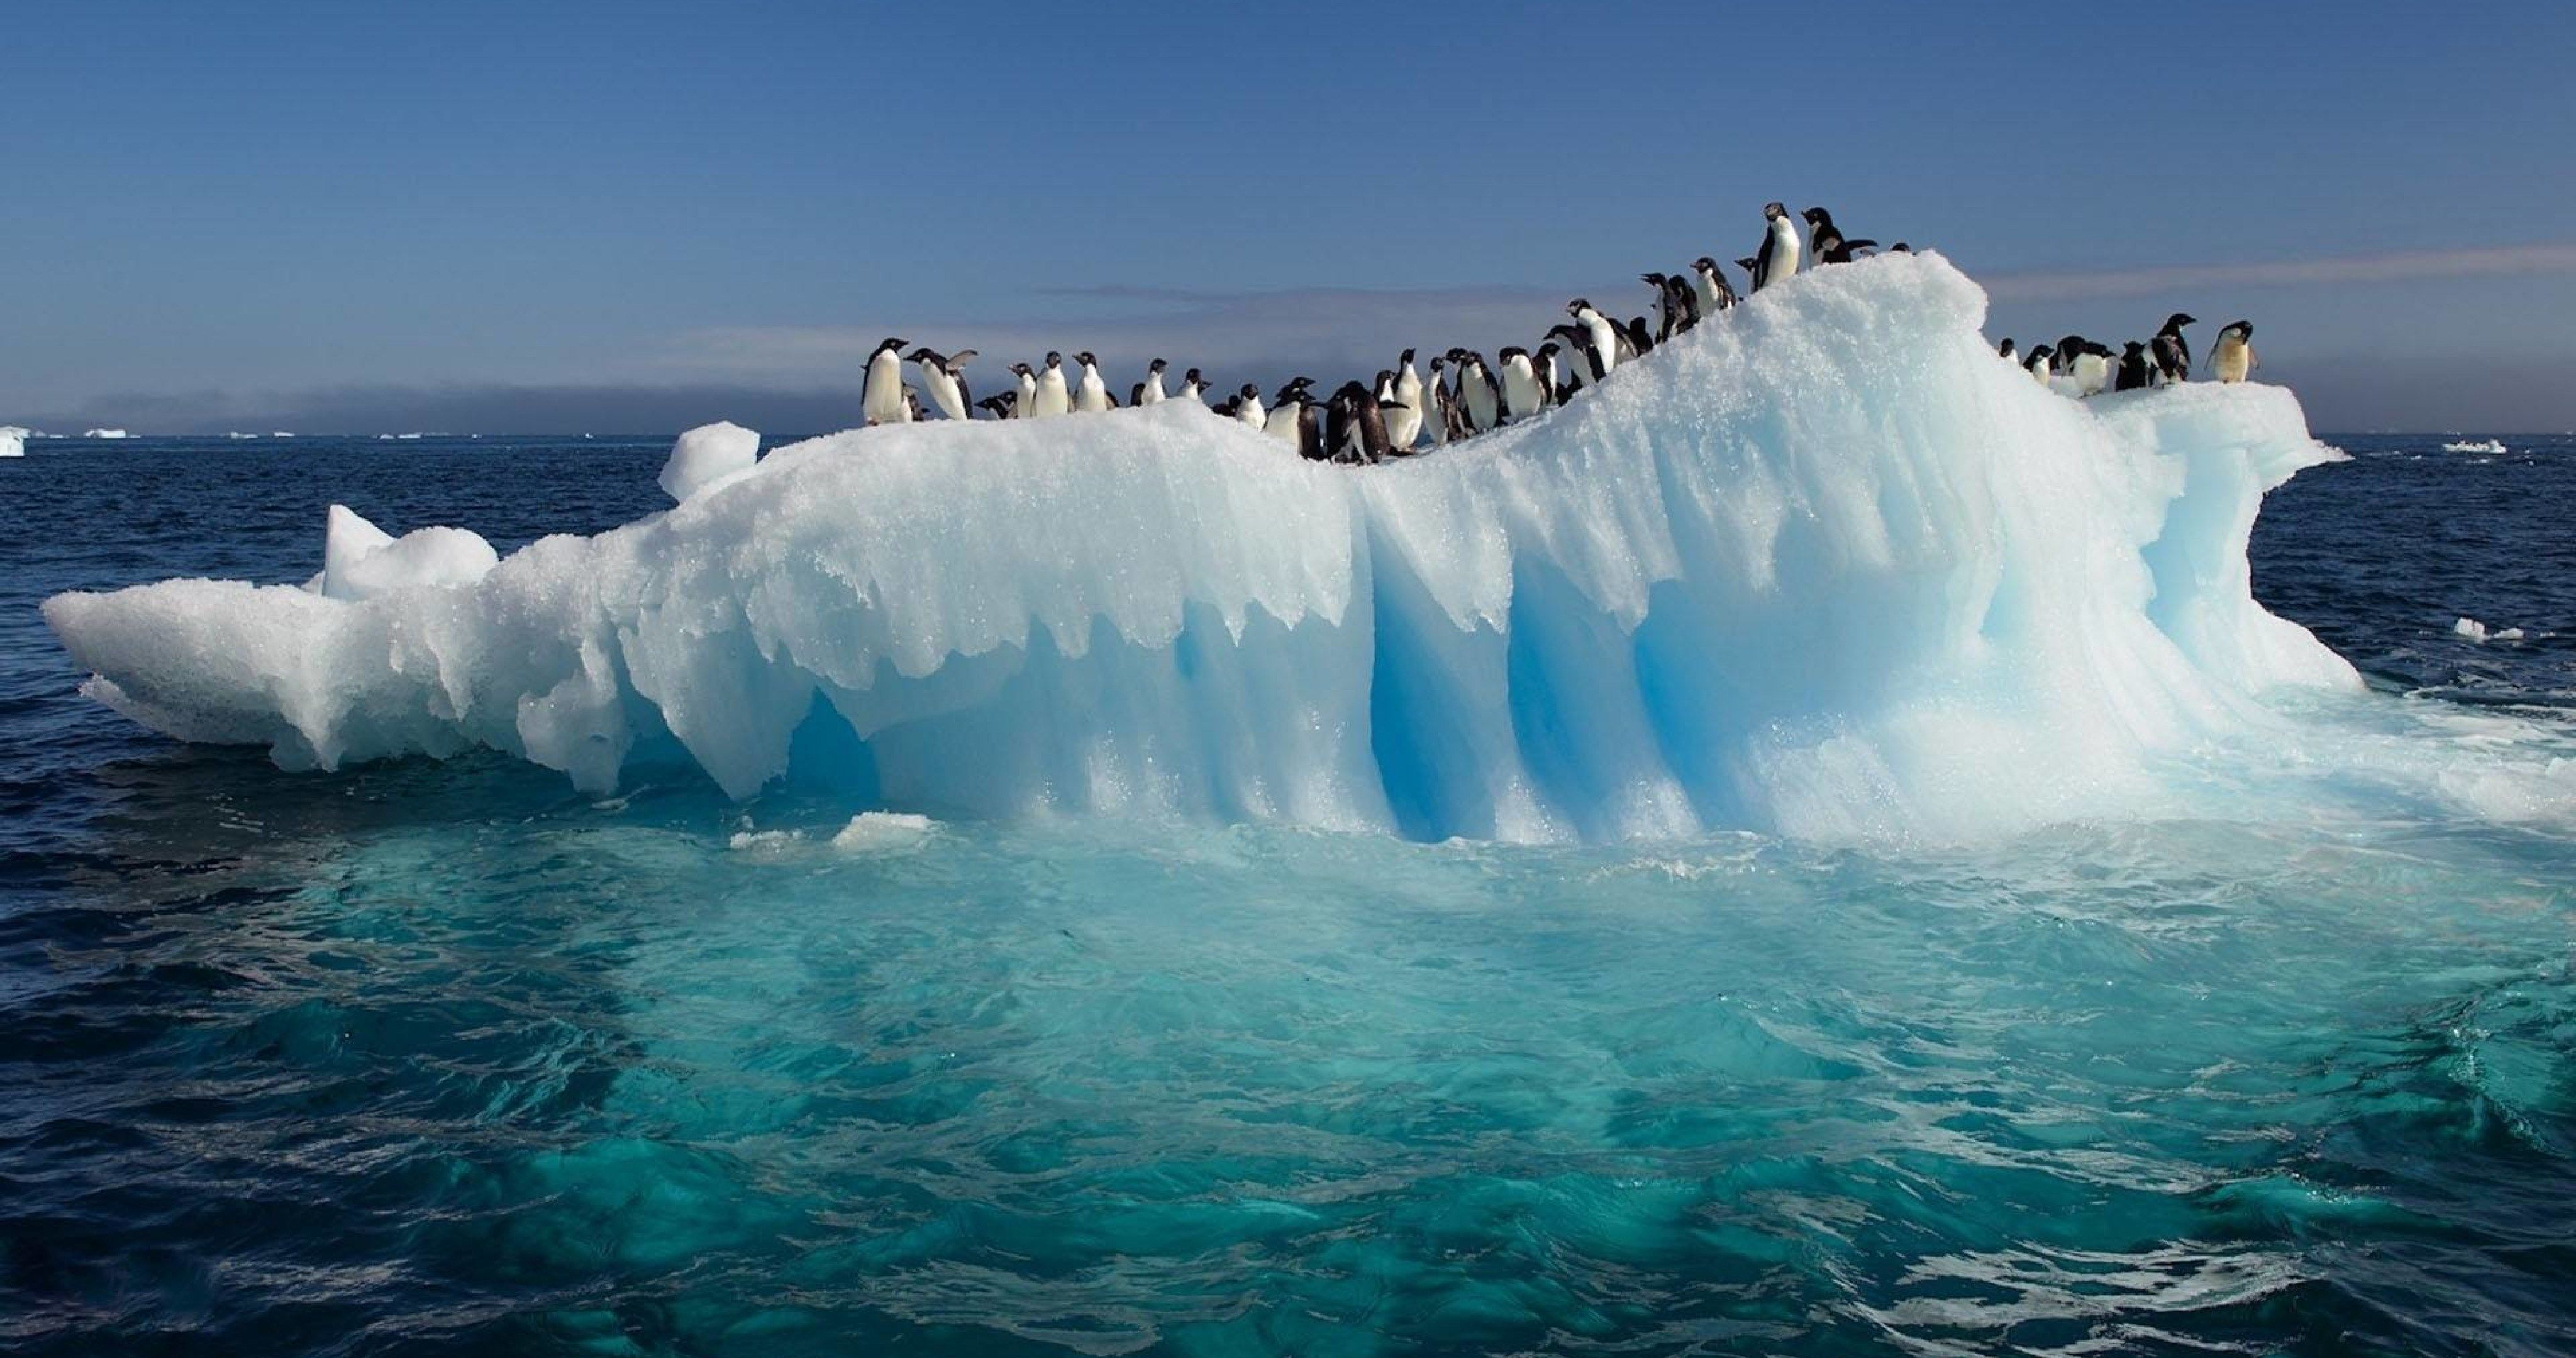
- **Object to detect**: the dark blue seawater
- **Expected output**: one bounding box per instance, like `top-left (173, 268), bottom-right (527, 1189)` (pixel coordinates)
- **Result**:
top-left (2, 433), bottom-right (2572, 1356)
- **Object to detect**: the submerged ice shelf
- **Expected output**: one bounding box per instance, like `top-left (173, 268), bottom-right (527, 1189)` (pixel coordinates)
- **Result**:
top-left (45, 255), bottom-right (2416, 842)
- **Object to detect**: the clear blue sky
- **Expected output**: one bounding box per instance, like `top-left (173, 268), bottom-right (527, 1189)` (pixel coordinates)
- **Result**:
top-left (9, 1), bottom-right (2575, 433)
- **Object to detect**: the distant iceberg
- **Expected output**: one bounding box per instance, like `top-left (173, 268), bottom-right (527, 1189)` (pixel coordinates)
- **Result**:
top-left (82, 428), bottom-right (130, 439)
top-left (2441, 438), bottom-right (2506, 454)
top-left (43, 255), bottom-right (2384, 842)
top-left (0, 426), bottom-right (26, 458)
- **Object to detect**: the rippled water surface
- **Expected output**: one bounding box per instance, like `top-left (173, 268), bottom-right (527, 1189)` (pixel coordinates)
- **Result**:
top-left (3, 434), bottom-right (2572, 1355)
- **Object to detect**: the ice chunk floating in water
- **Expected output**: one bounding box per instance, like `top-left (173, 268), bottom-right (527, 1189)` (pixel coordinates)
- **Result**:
top-left (49, 253), bottom-right (2519, 842)
top-left (0, 425), bottom-right (25, 458)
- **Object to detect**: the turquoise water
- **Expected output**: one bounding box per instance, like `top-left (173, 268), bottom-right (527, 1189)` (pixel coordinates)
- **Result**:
top-left (4, 437), bottom-right (2574, 1354)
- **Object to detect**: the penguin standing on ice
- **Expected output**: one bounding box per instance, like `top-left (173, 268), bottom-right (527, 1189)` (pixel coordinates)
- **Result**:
top-left (1567, 300), bottom-right (1621, 378)
top-left (2151, 314), bottom-right (2196, 386)
top-left (1652, 271), bottom-right (1699, 336)
top-left (1619, 315), bottom-right (1655, 360)
top-left (1496, 346), bottom-right (1547, 423)
top-left (1691, 257), bottom-right (1738, 316)
top-left (1072, 352), bottom-right (1114, 411)
top-left (975, 394), bottom-right (1016, 419)
top-left (1324, 380), bottom-right (1395, 464)
top-left (908, 347), bottom-right (976, 421)
top-left (2207, 321), bottom-right (2257, 384)
top-left (1009, 363), bottom-right (1039, 418)
top-left (1802, 206), bottom-right (1877, 264)
top-left (1535, 341), bottom-right (1568, 407)
top-left (1450, 350), bottom-right (1502, 433)
top-left (1997, 338), bottom-right (2018, 366)
top-left (1752, 202), bottom-right (1802, 291)
top-left (2067, 339), bottom-right (2113, 397)
top-left (1265, 378), bottom-right (1318, 446)
top-left (1178, 368), bottom-right (1208, 404)
top-left (1424, 355), bottom-right (1459, 444)
top-left (2115, 341), bottom-right (2152, 391)
top-left (1138, 358), bottom-right (1169, 405)
top-left (1544, 324), bottom-right (1596, 394)
top-left (863, 337), bottom-right (913, 426)
top-left (1386, 350), bottom-right (1426, 451)
top-left (1233, 383), bottom-right (1267, 429)
top-left (1030, 352), bottom-right (1072, 417)
top-left (2024, 344), bottom-right (2054, 382)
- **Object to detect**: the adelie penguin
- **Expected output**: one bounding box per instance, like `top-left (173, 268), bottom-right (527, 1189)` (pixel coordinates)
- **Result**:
top-left (1448, 350), bottom-right (1502, 434)
top-left (1386, 350), bottom-right (1426, 451)
top-left (1138, 358), bottom-right (1169, 406)
top-left (908, 346), bottom-right (976, 421)
top-left (2207, 321), bottom-right (2256, 384)
top-left (1028, 352), bottom-right (1072, 417)
top-left (1801, 207), bottom-right (1875, 265)
top-left (1620, 316), bottom-right (1655, 361)
top-left (2114, 341), bottom-right (2152, 392)
top-left (1690, 257), bottom-right (1738, 316)
top-left (1496, 346), bottom-right (1547, 423)
top-left (975, 394), bottom-right (1016, 419)
top-left (1232, 383), bottom-right (1266, 429)
top-left (1423, 355), bottom-right (1462, 444)
top-left (2151, 314), bottom-right (2195, 386)
top-left (1010, 363), bottom-right (1039, 419)
top-left (1545, 324), bottom-right (1596, 394)
top-left (1265, 378), bottom-right (1319, 448)
top-left (1753, 202), bottom-right (1802, 292)
top-left (2024, 344), bottom-right (2054, 383)
top-left (1072, 352), bottom-right (1114, 412)
top-left (1535, 341), bottom-right (1570, 406)
top-left (1177, 368), bottom-right (1208, 404)
top-left (863, 337), bottom-right (913, 426)
top-left (1997, 338), bottom-right (2018, 366)
top-left (1566, 300), bottom-right (1620, 379)
top-left (1324, 380), bottom-right (1395, 464)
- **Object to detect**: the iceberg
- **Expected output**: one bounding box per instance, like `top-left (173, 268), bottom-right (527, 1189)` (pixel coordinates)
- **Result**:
top-left (82, 428), bottom-right (130, 439)
top-left (0, 426), bottom-right (25, 458)
top-left (43, 255), bottom-right (2384, 842)
top-left (2441, 438), bottom-right (2506, 454)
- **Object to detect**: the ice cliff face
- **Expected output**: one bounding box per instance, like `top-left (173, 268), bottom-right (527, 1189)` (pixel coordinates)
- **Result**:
top-left (43, 253), bottom-right (2359, 842)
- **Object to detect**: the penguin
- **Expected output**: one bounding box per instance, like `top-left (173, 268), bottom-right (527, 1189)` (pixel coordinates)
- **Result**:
top-left (1178, 368), bottom-right (1208, 404)
top-left (2115, 341), bottom-right (2152, 392)
top-left (908, 346), bottom-right (976, 421)
top-left (862, 336), bottom-right (913, 426)
top-left (1997, 338), bottom-right (2018, 366)
top-left (1496, 346), bottom-right (1547, 423)
top-left (1691, 257), bottom-right (1739, 317)
top-left (1753, 202), bottom-right (1802, 291)
top-left (1073, 352), bottom-right (1113, 412)
top-left (1657, 270), bottom-right (1701, 335)
top-left (1325, 380), bottom-right (1395, 464)
top-left (2050, 335), bottom-right (2088, 377)
top-left (1733, 256), bottom-right (1762, 286)
top-left (1288, 384), bottom-right (1328, 460)
top-left (2208, 321), bottom-right (2256, 384)
top-left (1640, 272), bottom-right (1673, 338)
top-left (1264, 378), bottom-right (1317, 443)
top-left (1450, 350), bottom-right (1502, 433)
top-left (2024, 344), bottom-right (2054, 383)
top-left (1543, 324), bottom-right (1594, 395)
top-left (1387, 349), bottom-right (1426, 451)
top-left (1129, 382), bottom-right (1146, 407)
top-left (1424, 354), bottom-right (1459, 444)
top-left (1889, 243), bottom-right (1913, 253)
top-left (1233, 383), bottom-right (1266, 429)
top-left (1567, 300), bottom-right (1620, 378)
top-left (975, 394), bottom-right (1017, 420)
top-left (1011, 363), bottom-right (1040, 419)
top-left (1535, 341), bottom-right (1567, 407)
top-left (1139, 358), bottom-right (1169, 406)
top-left (2070, 341), bottom-right (2113, 397)
top-left (1030, 352), bottom-right (1072, 417)
top-left (1621, 316), bottom-right (1655, 360)
top-left (903, 389), bottom-right (923, 422)
top-left (2151, 314), bottom-right (2196, 386)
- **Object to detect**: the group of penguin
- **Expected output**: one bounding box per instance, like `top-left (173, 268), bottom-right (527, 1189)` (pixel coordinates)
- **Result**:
top-left (1997, 315), bottom-right (2258, 397)
top-left (854, 202), bottom-right (2251, 462)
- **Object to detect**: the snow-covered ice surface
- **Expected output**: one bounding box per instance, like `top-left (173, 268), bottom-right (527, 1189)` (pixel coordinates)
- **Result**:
top-left (0, 426), bottom-right (25, 458)
top-left (38, 254), bottom-right (2575, 843)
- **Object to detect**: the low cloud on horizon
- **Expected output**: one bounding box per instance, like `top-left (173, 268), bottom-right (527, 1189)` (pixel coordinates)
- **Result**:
top-left (16, 244), bottom-right (2576, 436)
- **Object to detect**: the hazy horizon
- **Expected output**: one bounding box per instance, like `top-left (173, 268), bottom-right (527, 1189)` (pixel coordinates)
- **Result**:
top-left (10, 2), bottom-right (2575, 435)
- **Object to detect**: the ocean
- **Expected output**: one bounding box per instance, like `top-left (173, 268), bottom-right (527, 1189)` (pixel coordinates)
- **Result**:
top-left (3, 433), bottom-right (2572, 1356)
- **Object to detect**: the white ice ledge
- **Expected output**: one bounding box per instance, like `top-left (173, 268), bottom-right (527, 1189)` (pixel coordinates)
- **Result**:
top-left (44, 254), bottom-right (2360, 843)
